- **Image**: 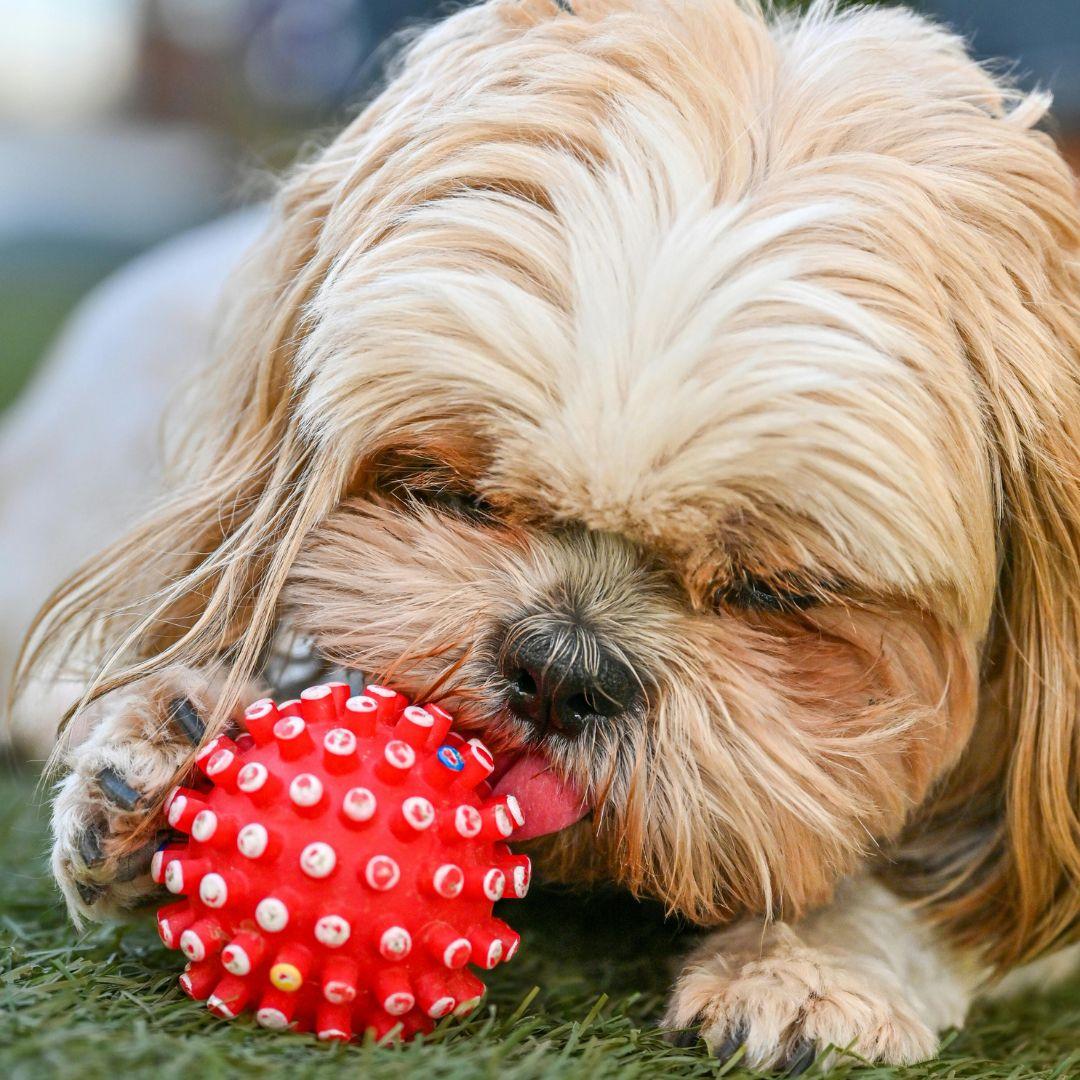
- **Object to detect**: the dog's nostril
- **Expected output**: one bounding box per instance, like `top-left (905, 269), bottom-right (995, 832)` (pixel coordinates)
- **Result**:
top-left (514, 671), bottom-right (537, 697)
top-left (564, 692), bottom-right (594, 720)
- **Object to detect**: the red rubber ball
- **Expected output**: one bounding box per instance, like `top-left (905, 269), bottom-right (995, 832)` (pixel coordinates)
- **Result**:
top-left (153, 682), bottom-right (528, 1042)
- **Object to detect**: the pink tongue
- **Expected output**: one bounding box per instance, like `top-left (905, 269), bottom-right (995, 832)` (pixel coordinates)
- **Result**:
top-left (491, 753), bottom-right (589, 840)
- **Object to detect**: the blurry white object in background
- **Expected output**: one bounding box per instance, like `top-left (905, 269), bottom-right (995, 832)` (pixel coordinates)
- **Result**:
top-left (0, 0), bottom-right (141, 126)
top-left (0, 126), bottom-right (231, 248)
top-left (0, 207), bottom-right (268, 758)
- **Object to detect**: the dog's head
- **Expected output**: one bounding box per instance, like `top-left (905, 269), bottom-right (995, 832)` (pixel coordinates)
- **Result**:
top-left (37, 1), bottom-right (1080, 969)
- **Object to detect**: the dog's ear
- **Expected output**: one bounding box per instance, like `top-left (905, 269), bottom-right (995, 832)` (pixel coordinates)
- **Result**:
top-left (16, 160), bottom-right (349, 730)
top-left (891, 99), bottom-right (1080, 970)
top-left (16, 32), bottom-right (429, 721)
top-left (977, 268), bottom-right (1080, 972)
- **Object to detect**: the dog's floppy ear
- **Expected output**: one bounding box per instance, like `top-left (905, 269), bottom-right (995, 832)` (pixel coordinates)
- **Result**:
top-left (16, 159), bottom-right (348, 733)
top-left (892, 98), bottom-right (1080, 971)
top-left (16, 25), bottom-right (434, 725)
top-left (975, 276), bottom-right (1080, 972)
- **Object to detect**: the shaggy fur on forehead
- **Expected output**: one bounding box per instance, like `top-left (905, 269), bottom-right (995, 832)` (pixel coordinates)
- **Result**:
top-left (23, 0), bottom-right (1080, 975)
top-left (294, 0), bottom-right (1009, 614)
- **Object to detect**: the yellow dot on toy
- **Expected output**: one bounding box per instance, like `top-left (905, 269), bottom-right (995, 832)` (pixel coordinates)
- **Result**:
top-left (270, 963), bottom-right (303, 992)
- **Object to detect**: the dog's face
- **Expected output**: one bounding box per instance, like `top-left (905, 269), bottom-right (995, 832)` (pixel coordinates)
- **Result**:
top-left (278, 0), bottom-right (1015, 926)
top-left (288, 448), bottom-right (983, 924)
top-left (44, 1), bottom-right (1080, 959)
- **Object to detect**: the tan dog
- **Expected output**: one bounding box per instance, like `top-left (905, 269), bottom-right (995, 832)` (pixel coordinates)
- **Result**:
top-left (19, 1), bottom-right (1080, 1070)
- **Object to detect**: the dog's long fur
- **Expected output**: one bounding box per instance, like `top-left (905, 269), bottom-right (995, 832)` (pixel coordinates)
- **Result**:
top-left (19, 0), bottom-right (1080, 1061)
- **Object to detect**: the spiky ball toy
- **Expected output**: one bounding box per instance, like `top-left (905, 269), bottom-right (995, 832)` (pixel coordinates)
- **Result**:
top-left (153, 682), bottom-right (528, 1042)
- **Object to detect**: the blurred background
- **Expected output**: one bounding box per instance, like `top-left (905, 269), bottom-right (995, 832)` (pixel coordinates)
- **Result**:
top-left (0, 0), bottom-right (1077, 413)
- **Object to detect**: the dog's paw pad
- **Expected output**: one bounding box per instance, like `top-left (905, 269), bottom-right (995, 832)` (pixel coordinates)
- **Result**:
top-left (667, 1021), bottom-right (705, 1050)
top-left (710, 1018), bottom-right (749, 1063)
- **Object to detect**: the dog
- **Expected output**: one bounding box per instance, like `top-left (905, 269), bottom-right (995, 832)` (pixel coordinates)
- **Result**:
top-left (9, 0), bottom-right (1080, 1070)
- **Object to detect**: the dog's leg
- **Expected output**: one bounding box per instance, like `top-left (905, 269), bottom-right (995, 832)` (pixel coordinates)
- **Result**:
top-left (49, 666), bottom-right (257, 923)
top-left (664, 875), bottom-right (978, 1072)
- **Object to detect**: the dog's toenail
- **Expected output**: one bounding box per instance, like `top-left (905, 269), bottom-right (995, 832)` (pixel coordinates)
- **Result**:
top-left (75, 881), bottom-right (105, 905)
top-left (781, 1038), bottom-right (817, 1076)
top-left (113, 835), bottom-right (166, 883)
top-left (169, 697), bottom-right (204, 745)
top-left (78, 827), bottom-right (105, 868)
top-left (712, 1019), bottom-right (749, 1063)
top-left (670, 1026), bottom-right (702, 1049)
top-left (96, 767), bottom-right (142, 811)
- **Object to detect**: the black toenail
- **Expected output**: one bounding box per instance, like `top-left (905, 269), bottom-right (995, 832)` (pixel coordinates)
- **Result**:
top-left (78, 827), bottom-right (104, 868)
top-left (781, 1038), bottom-right (817, 1076)
top-left (113, 836), bottom-right (163, 883)
top-left (671, 1026), bottom-right (702, 1049)
top-left (75, 881), bottom-right (105, 905)
top-left (169, 697), bottom-right (204, 745)
top-left (96, 767), bottom-right (142, 811)
top-left (713, 1020), bottom-right (749, 1063)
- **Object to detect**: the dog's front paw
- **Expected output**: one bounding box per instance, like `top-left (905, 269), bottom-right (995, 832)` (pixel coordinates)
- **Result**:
top-left (664, 924), bottom-right (938, 1073)
top-left (50, 667), bottom-right (233, 922)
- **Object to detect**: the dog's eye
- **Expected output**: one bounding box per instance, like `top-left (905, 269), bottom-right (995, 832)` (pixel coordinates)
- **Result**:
top-left (713, 575), bottom-right (822, 614)
top-left (373, 453), bottom-right (495, 521)
top-left (408, 484), bottom-right (495, 521)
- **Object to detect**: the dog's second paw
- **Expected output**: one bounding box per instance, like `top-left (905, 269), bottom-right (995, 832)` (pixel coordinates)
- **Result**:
top-left (664, 924), bottom-right (939, 1073)
top-left (50, 667), bottom-right (229, 922)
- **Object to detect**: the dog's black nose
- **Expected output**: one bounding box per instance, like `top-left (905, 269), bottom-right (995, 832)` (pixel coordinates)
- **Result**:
top-left (501, 629), bottom-right (639, 736)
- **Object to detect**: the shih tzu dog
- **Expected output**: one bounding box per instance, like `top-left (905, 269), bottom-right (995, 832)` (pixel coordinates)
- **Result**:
top-left (14, 0), bottom-right (1080, 1071)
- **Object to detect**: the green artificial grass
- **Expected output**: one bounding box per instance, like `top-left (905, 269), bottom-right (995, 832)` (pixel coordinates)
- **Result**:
top-left (2, 770), bottom-right (1079, 1079)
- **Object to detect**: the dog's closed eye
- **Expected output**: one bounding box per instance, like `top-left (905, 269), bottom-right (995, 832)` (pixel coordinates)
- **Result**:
top-left (374, 454), bottom-right (495, 521)
top-left (411, 484), bottom-right (495, 521)
top-left (714, 574), bottom-right (825, 614)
